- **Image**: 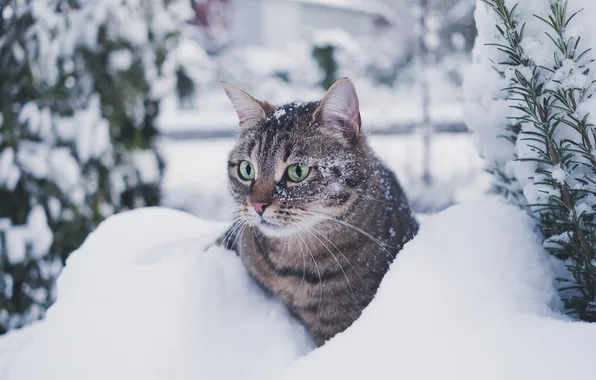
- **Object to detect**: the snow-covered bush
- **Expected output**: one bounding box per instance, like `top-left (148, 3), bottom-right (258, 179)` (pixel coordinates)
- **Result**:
top-left (311, 27), bottom-right (407, 90)
top-left (311, 1), bottom-right (475, 91)
top-left (0, 0), bottom-right (208, 333)
top-left (311, 29), bottom-right (364, 89)
top-left (465, 0), bottom-right (596, 320)
top-left (215, 42), bottom-right (323, 103)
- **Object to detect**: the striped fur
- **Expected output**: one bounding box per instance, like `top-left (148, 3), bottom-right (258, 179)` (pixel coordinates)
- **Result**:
top-left (216, 79), bottom-right (419, 346)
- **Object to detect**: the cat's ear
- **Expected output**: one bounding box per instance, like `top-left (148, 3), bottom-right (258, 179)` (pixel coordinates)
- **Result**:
top-left (314, 77), bottom-right (361, 141)
top-left (221, 82), bottom-right (274, 128)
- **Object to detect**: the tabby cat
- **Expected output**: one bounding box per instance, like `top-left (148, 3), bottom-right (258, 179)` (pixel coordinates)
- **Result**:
top-left (215, 78), bottom-right (419, 346)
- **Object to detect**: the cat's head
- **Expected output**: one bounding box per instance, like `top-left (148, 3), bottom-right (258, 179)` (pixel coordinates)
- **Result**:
top-left (223, 78), bottom-right (375, 237)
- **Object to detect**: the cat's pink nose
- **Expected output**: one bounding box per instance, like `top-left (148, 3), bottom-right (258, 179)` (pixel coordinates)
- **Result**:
top-left (251, 201), bottom-right (270, 216)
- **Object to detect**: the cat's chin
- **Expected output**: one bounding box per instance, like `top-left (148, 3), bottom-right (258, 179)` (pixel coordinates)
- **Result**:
top-left (256, 221), bottom-right (297, 238)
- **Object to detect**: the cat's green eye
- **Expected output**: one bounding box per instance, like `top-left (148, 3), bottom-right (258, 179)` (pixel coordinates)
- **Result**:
top-left (238, 160), bottom-right (255, 180)
top-left (287, 164), bottom-right (310, 182)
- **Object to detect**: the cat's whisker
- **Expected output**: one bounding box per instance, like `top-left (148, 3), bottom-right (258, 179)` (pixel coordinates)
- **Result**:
top-left (236, 222), bottom-right (248, 257)
top-left (296, 221), bottom-right (365, 285)
top-left (226, 216), bottom-right (248, 244)
top-left (230, 220), bottom-right (248, 253)
top-left (306, 210), bottom-right (399, 254)
top-left (356, 192), bottom-right (396, 205)
top-left (253, 228), bottom-right (267, 258)
top-left (220, 216), bottom-right (245, 248)
top-left (293, 223), bottom-right (324, 316)
top-left (250, 226), bottom-right (258, 258)
top-left (290, 225), bottom-right (308, 287)
top-left (295, 221), bottom-right (359, 305)
top-left (219, 201), bottom-right (244, 221)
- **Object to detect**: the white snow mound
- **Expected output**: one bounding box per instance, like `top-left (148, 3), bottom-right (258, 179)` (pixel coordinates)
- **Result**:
top-left (2, 202), bottom-right (596, 380)
top-left (0, 207), bottom-right (313, 380)
top-left (283, 201), bottom-right (596, 380)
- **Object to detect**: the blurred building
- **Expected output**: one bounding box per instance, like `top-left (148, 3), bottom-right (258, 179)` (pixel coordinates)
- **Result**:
top-left (189, 0), bottom-right (395, 54)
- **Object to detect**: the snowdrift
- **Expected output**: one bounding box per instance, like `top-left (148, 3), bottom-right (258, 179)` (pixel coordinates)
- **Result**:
top-left (0, 208), bottom-right (313, 380)
top-left (283, 202), bottom-right (596, 380)
top-left (2, 201), bottom-right (596, 380)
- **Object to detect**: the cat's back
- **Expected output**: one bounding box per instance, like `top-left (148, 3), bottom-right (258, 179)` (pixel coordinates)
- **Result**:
top-left (370, 156), bottom-right (419, 254)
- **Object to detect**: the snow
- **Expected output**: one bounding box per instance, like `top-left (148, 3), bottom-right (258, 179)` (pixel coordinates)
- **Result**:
top-left (2, 206), bottom-right (53, 266)
top-left (3, 201), bottom-right (596, 379)
top-left (121, 19), bottom-right (149, 47)
top-left (0, 208), bottom-right (313, 380)
top-left (286, 0), bottom-right (395, 19)
top-left (49, 148), bottom-right (83, 203)
top-left (152, 36), bottom-right (214, 99)
top-left (273, 108), bottom-right (287, 119)
top-left (465, 0), bottom-right (596, 204)
top-left (0, 148), bottom-right (20, 191)
top-left (47, 197), bottom-right (62, 222)
top-left (26, 205), bottom-right (53, 260)
top-left (160, 138), bottom-right (236, 220)
top-left (15, 141), bottom-right (50, 179)
top-left (546, 59), bottom-right (590, 91)
top-left (313, 28), bottom-right (360, 54)
top-left (132, 150), bottom-right (161, 184)
top-left (156, 8), bottom-right (467, 137)
top-left (4, 227), bottom-right (27, 266)
top-left (283, 201), bottom-right (596, 380)
top-left (6, 0), bottom-right (596, 376)
top-left (465, 0), bottom-right (596, 304)
top-left (18, 103), bottom-right (40, 134)
top-left (2, 0), bottom-right (213, 333)
top-left (108, 49), bottom-right (134, 72)
top-left (551, 164), bottom-right (566, 185)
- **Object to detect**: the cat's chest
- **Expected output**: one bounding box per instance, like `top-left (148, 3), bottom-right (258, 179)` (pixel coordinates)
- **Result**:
top-left (237, 237), bottom-right (316, 306)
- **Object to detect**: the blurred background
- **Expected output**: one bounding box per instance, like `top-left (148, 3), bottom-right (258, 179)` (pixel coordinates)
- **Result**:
top-left (0, 0), bottom-right (488, 334)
